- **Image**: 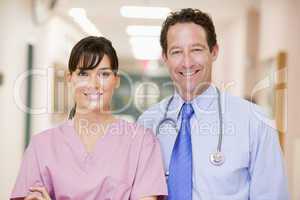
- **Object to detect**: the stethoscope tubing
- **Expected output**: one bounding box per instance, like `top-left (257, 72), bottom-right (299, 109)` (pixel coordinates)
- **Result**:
top-left (156, 87), bottom-right (224, 166)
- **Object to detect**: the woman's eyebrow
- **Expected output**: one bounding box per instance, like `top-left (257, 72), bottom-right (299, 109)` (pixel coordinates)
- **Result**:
top-left (78, 67), bottom-right (92, 71)
top-left (78, 67), bottom-right (112, 71)
top-left (98, 67), bottom-right (112, 71)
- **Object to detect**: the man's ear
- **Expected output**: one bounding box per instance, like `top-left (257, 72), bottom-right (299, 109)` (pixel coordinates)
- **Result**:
top-left (211, 44), bottom-right (219, 61)
top-left (162, 52), bottom-right (168, 63)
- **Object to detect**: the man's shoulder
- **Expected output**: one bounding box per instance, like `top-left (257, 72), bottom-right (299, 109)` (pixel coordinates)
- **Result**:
top-left (137, 96), bottom-right (171, 129)
top-left (223, 92), bottom-right (265, 117)
top-left (224, 91), bottom-right (275, 131)
top-left (140, 96), bottom-right (172, 117)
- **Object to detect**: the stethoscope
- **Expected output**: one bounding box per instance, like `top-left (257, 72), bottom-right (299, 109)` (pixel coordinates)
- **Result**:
top-left (156, 87), bottom-right (225, 167)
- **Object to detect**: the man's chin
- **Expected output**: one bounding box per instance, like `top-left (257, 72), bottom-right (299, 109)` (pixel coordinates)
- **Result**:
top-left (176, 85), bottom-right (209, 100)
top-left (177, 85), bottom-right (197, 94)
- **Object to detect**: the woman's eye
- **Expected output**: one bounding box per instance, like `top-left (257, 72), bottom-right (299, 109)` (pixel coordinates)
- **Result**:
top-left (99, 71), bottom-right (112, 78)
top-left (102, 72), bottom-right (110, 76)
top-left (78, 71), bottom-right (88, 76)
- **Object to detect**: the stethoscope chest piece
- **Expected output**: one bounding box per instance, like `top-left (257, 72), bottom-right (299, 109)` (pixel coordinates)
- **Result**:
top-left (210, 151), bottom-right (225, 166)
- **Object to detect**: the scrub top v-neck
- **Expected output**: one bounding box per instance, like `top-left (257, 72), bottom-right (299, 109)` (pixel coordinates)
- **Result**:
top-left (64, 119), bottom-right (119, 172)
top-left (11, 119), bottom-right (167, 200)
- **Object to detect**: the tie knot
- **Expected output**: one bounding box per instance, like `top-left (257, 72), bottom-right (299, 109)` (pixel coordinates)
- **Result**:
top-left (182, 103), bottom-right (194, 119)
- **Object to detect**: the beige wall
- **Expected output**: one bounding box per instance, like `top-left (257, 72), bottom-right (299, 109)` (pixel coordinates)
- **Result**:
top-left (259, 0), bottom-right (300, 199)
top-left (213, 15), bottom-right (247, 96)
top-left (0, 1), bottom-right (34, 198)
top-left (214, 0), bottom-right (300, 198)
top-left (0, 0), bottom-right (83, 199)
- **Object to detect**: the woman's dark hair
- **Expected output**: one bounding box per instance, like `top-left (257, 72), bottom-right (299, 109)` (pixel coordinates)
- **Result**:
top-left (160, 8), bottom-right (217, 55)
top-left (68, 36), bottom-right (119, 119)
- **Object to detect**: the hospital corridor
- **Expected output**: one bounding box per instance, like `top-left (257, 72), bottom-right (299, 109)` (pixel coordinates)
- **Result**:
top-left (0, 0), bottom-right (300, 199)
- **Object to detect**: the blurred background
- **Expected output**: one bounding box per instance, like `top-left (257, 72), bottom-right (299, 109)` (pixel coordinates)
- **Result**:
top-left (0, 0), bottom-right (299, 199)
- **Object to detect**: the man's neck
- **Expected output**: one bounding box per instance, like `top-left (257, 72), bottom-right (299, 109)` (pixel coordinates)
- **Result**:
top-left (177, 84), bottom-right (211, 102)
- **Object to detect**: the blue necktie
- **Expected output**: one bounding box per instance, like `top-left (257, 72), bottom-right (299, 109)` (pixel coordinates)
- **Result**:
top-left (168, 103), bottom-right (194, 200)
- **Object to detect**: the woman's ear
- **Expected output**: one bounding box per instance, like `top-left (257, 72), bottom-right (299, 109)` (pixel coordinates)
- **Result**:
top-left (65, 71), bottom-right (72, 83)
top-left (115, 75), bottom-right (120, 89)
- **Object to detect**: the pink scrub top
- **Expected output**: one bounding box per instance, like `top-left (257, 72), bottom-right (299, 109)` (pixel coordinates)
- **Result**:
top-left (10, 119), bottom-right (167, 200)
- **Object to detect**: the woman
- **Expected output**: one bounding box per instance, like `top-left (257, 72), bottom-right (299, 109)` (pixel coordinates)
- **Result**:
top-left (10, 36), bottom-right (167, 200)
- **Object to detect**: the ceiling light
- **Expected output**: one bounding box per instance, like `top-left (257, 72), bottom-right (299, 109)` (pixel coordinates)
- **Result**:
top-left (129, 36), bottom-right (161, 60)
top-left (68, 8), bottom-right (102, 36)
top-left (126, 25), bottom-right (161, 37)
top-left (120, 6), bottom-right (171, 19)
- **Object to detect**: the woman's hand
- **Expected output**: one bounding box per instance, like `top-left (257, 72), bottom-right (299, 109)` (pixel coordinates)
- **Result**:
top-left (140, 196), bottom-right (157, 200)
top-left (24, 187), bottom-right (51, 200)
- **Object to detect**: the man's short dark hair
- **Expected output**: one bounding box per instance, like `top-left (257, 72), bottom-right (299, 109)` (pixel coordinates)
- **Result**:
top-left (160, 8), bottom-right (217, 55)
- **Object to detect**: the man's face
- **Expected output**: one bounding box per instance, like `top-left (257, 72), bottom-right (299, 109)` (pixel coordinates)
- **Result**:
top-left (163, 22), bottom-right (218, 100)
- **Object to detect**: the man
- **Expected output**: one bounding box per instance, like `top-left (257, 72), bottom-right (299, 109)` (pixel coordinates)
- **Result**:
top-left (137, 8), bottom-right (289, 200)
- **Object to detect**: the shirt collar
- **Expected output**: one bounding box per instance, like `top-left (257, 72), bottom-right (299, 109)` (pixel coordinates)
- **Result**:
top-left (167, 85), bottom-right (218, 121)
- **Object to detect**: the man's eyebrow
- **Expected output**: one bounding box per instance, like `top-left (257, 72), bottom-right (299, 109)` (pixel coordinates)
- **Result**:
top-left (168, 43), bottom-right (207, 52)
top-left (168, 46), bottom-right (181, 52)
top-left (191, 43), bottom-right (207, 48)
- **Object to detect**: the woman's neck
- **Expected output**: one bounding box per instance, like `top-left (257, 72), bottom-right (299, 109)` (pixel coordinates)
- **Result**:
top-left (74, 111), bottom-right (115, 124)
top-left (74, 104), bottom-right (115, 122)
top-left (73, 111), bottom-right (116, 136)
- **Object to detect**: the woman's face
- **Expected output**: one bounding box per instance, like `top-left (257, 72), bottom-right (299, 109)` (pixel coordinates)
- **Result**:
top-left (68, 54), bottom-right (119, 114)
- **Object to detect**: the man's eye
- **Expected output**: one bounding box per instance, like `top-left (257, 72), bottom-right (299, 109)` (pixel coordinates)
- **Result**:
top-left (192, 48), bottom-right (203, 52)
top-left (170, 50), bottom-right (181, 55)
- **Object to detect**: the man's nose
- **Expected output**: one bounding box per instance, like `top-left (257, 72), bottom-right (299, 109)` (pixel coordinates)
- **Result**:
top-left (182, 52), bottom-right (193, 68)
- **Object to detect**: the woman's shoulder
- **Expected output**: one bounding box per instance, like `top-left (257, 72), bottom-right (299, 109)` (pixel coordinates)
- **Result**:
top-left (114, 119), bottom-right (157, 143)
top-left (30, 120), bottom-right (70, 145)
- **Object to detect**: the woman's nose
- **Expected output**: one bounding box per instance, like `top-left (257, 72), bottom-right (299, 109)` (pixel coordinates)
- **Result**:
top-left (89, 74), bottom-right (100, 88)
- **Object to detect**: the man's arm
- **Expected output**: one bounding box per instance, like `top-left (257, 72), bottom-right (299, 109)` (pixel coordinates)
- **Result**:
top-left (249, 120), bottom-right (289, 199)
